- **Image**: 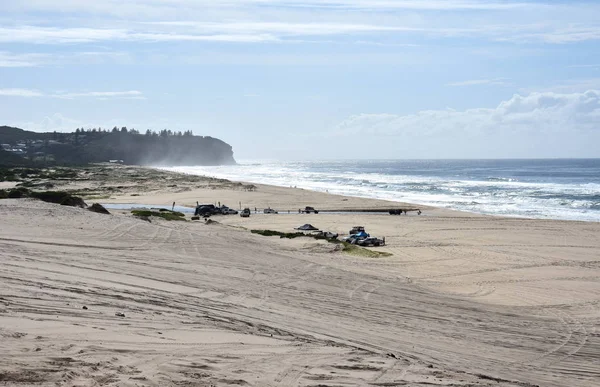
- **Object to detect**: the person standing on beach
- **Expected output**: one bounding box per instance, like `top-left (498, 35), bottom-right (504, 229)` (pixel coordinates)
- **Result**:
top-left (172, 201), bottom-right (175, 211)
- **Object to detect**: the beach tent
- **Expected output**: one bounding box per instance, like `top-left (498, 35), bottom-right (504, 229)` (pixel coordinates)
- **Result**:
top-left (295, 224), bottom-right (319, 231)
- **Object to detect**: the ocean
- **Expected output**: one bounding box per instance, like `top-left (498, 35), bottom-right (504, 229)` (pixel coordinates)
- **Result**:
top-left (164, 159), bottom-right (600, 222)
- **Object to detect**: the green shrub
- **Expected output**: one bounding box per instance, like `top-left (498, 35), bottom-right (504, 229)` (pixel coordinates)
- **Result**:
top-left (342, 242), bottom-right (392, 258)
top-left (131, 210), bottom-right (186, 221)
top-left (89, 203), bottom-right (110, 214)
top-left (157, 208), bottom-right (185, 217)
top-left (30, 191), bottom-right (71, 204)
top-left (251, 230), bottom-right (306, 239)
top-left (7, 187), bottom-right (31, 198)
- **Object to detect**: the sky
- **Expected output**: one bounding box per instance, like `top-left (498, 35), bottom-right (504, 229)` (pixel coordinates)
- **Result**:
top-left (1, 0), bottom-right (599, 160)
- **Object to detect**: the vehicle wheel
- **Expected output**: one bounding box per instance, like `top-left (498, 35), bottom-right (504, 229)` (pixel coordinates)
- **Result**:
top-left (374, 242), bottom-right (380, 246)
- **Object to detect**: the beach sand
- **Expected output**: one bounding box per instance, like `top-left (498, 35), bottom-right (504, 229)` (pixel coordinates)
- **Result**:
top-left (1, 165), bottom-right (599, 386)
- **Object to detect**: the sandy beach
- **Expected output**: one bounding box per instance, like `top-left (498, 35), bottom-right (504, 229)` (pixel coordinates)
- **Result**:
top-left (1, 165), bottom-right (599, 386)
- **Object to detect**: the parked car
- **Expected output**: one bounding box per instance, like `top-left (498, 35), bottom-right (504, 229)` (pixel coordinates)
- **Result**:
top-left (342, 233), bottom-right (368, 244)
top-left (349, 226), bottom-right (365, 235)
top-left (315, 231), bottom-right (338, 239)
top-left (302, 206), bottom-right (319, 214)
top-left (219, 205), bottom-right (238, 215)
top-left (240, 208), bottom-right (251, 217)
top-left (263, 208), bottom-right (278, 214)
top-left (356, 237), bottom-right (385, 247)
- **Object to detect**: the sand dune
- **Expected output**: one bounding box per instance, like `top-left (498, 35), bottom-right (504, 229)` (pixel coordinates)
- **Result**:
top-left (1, 168), bottom-right (599, 386)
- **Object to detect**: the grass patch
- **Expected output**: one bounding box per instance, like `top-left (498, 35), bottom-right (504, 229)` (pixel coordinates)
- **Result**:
top-left (251, 229), bottom-right (307, 239)
top-left (157, 208), bottom-right (185, 217)
top-left (16, 181), bottom-right (55, 189)
top-left (131, 209), bottom-right (186, 221)
top-left (342, 243), bottom-right (392, 258)
top-left (84, 195), bottom-right (111, 200)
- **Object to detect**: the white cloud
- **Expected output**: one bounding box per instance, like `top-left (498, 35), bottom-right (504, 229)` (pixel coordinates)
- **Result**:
top-left (447, 78), bottom-right (510, 87)
top-left (0, 88), bottom-right (145, 99)
top-left (10, 113), bottom-right (83, 132)
top-left (55, 90), bottom-right (145, 99)
top-left (0, 0), bottom-right (541, 17)
top-left (38, 113), bottom-right (82, 131)
top-left (0, 23), bottom-right (563, 46)
top-left (147, 21), bottom-right (420, 35)
top-left (266, 0), bottom-right (535, 10)
top-left (0, 50), bottom-right (132, 67)
top-left (521, 78), bottom-right (600, 94)
top-left (0, 51), bottom-right (49, 67)
top-left (334, 90), bottom-right (600, 137)
top-left (1, 1), bottom-right (599, 46)
top-left (0, 88), bottom-right (44, 97)
top-left (0, 26), bottom-right (277, 44)
top-left (499, 26), bottom-right (600, 44)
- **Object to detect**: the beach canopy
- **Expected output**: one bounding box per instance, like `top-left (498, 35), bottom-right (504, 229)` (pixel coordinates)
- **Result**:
top-left (295, 224), bottom-right (319, 231)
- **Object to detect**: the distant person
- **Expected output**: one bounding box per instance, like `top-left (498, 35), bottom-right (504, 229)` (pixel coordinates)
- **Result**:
top-left (417, 210), bottom-right (422, 215)
top-left (172, 201), bottom-right (175, 211)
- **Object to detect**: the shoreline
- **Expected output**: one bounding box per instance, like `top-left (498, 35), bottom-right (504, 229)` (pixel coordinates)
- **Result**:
top-left (161, 161), bottom-right (600, 223)
top-left (116, 165), bottom-right (596, 224)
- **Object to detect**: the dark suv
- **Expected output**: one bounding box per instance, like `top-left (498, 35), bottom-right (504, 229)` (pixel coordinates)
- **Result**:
top-left (195, 204), bottom-right (217, 216)
top-left (302, 206), bottom-right (319, 214)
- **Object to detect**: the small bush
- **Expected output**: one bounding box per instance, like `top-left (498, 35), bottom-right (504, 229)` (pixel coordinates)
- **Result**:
top-left (342, 242), bottom-right (392, 258)
top-left (131, 210), bottom-right (186, 221)
top-left (251, 230), bottom-right (306, 239)
top-left (157, 208), bottom-right (185, 217)
top-left (30, 191), bottom-right (72, 204)
top-left (7, 187), bottom-right (31, 198)
top-left (88, 203), bottom-right (110, 214)
top-left (60, 196), bottom-right (87, 208)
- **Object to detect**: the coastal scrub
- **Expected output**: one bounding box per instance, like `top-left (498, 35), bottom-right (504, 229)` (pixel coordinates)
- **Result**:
top-left (131, 210), bottom-right (186, 221)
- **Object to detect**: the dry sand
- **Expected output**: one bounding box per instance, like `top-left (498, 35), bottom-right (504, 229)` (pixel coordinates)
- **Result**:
top-left (1, 165), bottom-right (599, 386)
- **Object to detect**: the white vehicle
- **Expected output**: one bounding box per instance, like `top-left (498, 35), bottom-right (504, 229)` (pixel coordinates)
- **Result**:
top-left (263, 208), bottom-right (278, 214)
